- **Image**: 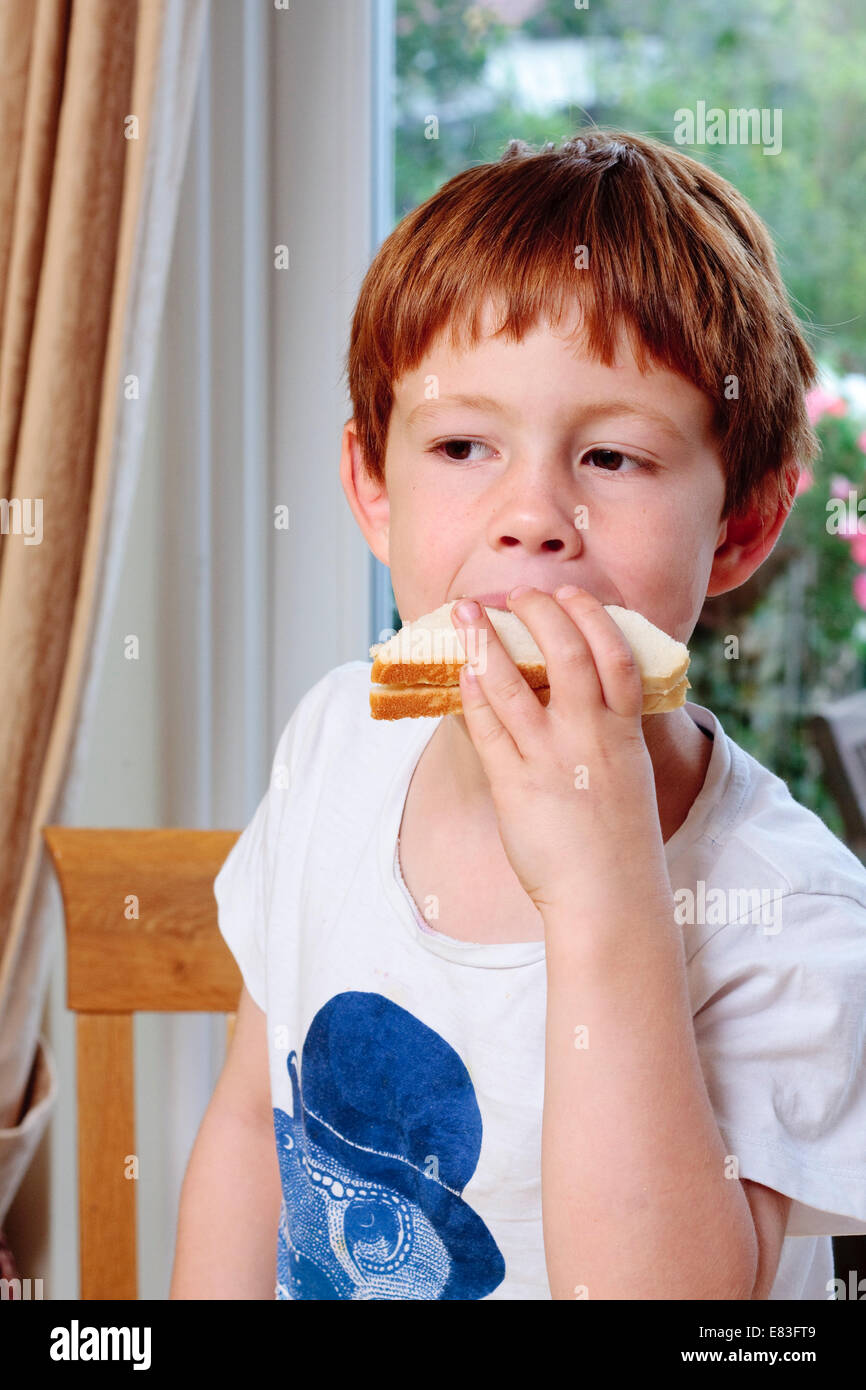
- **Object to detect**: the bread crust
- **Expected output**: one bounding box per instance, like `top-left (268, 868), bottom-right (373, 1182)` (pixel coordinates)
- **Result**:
top-left (369, 655), bottom-right (549, 688)
top-left (369, 674), bottom-right (690, 720)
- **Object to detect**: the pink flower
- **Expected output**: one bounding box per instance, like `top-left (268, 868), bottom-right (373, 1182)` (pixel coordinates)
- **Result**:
top-left (858, 429), bottom-right (866, 455)
top-left (851, 532), bottom-right (866, 565)
top-left (795, 468), bottom-right (814, 496)
top-left (831, 474), bottom-right (853, 499)
top-left (806, 387), bottom-right (847, 425)
top-left (854, 572), bottom-right (866, 610)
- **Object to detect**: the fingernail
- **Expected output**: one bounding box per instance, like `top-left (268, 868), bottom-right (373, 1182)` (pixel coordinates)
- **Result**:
top-left (455, 600), bottom-right (481, 621)
top-left (508, 585), bottom-right (531, 603)
top-left (555, 585), bottom-right (580, 600)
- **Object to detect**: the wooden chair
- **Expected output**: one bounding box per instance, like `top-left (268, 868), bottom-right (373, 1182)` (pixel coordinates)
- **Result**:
top-left (42, 826), bottom-right (242, 1301)
top-left (809, 690), bottom-right (866, 862)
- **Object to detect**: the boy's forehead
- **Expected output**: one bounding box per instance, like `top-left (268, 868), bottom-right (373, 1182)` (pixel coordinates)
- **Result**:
top-left (393, 313), bottom-right (711, 434)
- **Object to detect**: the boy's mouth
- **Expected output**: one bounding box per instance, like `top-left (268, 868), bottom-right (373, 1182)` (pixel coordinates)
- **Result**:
top-left (458, 586), bottom-right (586, 610)
top-left (464, 591), bottom-right (511, 609)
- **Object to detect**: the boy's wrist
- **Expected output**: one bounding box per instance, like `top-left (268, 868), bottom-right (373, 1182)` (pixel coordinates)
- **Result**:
top-left (539, 864), bottom-right (676, 949)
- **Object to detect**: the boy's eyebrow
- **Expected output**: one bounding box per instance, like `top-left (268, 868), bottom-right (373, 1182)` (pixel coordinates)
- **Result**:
top-left (405, 392), bottom-right (690, 445)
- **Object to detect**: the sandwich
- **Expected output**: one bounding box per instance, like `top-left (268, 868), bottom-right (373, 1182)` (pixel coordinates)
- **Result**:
top-left (369, 600), bottom-right (690, 720)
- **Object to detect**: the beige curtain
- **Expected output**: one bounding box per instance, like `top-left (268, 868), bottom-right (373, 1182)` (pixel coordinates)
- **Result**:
top-left (0, 0), bottom-right (205, 1281)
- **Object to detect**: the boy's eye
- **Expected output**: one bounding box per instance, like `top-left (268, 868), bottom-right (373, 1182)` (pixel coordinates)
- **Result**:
top-left (581, 448), bottom-right (648, 473)
top-left (432, 440), bottom-right (651, 472)
top-left (434, 438), bottom-right (492, 462)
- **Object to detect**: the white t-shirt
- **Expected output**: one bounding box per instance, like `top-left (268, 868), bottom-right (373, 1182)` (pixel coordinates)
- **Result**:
top-left (214, 658), bottom-right (866, 1301)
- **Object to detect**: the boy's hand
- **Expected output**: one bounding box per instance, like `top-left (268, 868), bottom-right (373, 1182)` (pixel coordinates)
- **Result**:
top-left (451, 586), bottom-right (671, 922)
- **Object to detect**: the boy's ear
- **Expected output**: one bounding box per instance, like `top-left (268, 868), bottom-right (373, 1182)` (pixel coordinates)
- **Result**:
top-left (339, 418), bottom-right (390, 566)
top-left (705, 458), bottom-right (799, 599)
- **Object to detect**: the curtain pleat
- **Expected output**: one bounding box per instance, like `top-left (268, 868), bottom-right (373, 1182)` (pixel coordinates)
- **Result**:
top-left (0, 0), bottom-right (207, 1266)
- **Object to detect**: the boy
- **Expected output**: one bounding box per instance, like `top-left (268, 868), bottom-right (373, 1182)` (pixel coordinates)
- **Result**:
top-left (171, 130), bottom-right (866, 1300)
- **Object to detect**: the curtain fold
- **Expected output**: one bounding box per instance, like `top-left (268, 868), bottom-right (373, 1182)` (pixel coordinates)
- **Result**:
top-left (0, 0), bottom-right (207, 1269)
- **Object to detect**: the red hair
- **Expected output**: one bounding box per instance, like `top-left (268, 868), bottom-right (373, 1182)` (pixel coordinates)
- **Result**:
top-left (343, 128), bottom-right (820, 521)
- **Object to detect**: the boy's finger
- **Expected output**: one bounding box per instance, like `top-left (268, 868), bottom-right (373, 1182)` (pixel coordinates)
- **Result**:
top-left (458, 663), bottom-right (521, 766)
top-left (451, 601), bottom-right (545, 750)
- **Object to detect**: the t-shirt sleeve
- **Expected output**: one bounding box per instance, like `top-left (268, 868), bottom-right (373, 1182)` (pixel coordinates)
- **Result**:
top-left (689, 890), bottom-right (866, 1237)
top-left (212, 693), bottom-right (311, 1013)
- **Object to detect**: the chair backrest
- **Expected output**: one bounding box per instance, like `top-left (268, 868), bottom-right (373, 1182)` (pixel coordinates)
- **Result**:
top-left (42, 825), bottom-right (241, 1301)
top-left (809, 689), bottom-right (866, 860)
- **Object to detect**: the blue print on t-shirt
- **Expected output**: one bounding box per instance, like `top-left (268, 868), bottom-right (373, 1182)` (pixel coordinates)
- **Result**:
top-left (273, 991), bottom-right (505, 1300)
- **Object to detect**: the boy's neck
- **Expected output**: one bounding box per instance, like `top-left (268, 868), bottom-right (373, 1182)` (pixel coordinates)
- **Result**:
top-left (433, 705), bottom-right (713, 848)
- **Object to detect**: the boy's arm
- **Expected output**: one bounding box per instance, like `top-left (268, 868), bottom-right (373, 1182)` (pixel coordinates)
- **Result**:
top-left (170, 984), bottom-right (282, 1300)
top-left (540, 899), bottom-right (761, 1301)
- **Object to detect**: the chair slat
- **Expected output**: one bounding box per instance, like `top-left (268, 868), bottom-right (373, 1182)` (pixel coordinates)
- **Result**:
top-left (77, 1013), bottom-right (137, 1300)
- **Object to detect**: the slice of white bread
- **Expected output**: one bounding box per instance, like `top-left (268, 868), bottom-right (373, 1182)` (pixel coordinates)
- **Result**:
top-left (369, 600), bottom-right (690, 720)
